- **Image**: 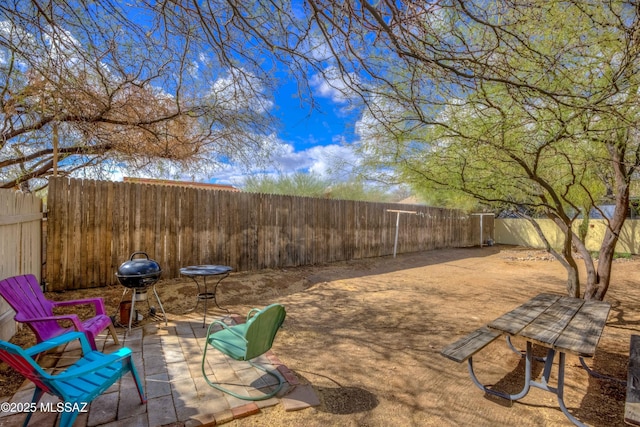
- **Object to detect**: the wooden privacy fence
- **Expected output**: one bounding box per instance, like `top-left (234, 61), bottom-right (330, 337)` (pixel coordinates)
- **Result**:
top-left (0, 189), bottom-right (43, 340)
top-left (0, 189), bottom-right (42, 280)
top-left (46, 177), bottom-right (488, 290)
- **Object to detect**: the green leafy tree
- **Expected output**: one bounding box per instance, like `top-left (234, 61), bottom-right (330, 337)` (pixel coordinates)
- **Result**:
top-left (242, 172), bottom-right (328, 197)
top-left (327, 179), bottom-right (396, 202)
top-left (242, 172), bottom-right (399, 202)
top-left (345, 1), bottom-right (640, 300)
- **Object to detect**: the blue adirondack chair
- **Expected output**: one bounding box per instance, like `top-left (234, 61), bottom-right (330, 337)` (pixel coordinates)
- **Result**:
top-left (0, 331), bottom-right (146, 427)
top-left (202, 303), bottom-right (286, 401)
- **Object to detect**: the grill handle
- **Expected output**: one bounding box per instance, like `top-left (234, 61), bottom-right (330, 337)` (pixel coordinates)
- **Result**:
top-left (129, 251), bottom-right (150, 261)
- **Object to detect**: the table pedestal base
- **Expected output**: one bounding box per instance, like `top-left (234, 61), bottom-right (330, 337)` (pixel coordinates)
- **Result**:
top-left (180, 265), bottom-right (232, 327)
top-left (189, 274), bottom-right (230, 327)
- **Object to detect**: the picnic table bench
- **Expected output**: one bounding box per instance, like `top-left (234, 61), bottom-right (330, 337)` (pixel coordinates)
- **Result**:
top-left (626, 335), bottom-right (640, 425)
top-left (441, 293), bottom-right (611, 427)
top-left (440, 326), bottom-right (501, 363)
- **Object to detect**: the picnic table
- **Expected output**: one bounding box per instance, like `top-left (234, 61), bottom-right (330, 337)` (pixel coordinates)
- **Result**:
top-left (441, 293), bottom-right (611, 427)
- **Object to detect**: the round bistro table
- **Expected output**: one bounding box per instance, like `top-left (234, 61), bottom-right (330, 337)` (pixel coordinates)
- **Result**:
top-left (179, 265), bottom-right (233, 327)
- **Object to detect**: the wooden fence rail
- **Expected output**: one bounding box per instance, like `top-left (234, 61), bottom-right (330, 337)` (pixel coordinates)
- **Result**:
top-left (45, 177), bottom-right (488, 290)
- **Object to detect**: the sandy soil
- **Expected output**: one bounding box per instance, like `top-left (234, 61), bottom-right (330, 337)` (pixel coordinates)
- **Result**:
top-left (3, 245), bottom-right (639, 426)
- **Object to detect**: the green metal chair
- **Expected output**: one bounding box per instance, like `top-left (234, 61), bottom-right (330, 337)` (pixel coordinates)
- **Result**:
top-left (201, 303), bottom-right (286, 400)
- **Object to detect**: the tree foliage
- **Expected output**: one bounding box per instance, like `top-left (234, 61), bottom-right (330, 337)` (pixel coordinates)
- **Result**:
top-left (242, 172), bottom-right (328, 197)
top-left (338, 1), bottom-right (640, 300)
top-left (0, 0), bottom-right (276, 190)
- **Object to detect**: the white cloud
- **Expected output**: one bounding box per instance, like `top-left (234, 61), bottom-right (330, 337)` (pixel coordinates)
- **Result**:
top-left (211, 140), bottom-right (359, 186)
top-left (104, 129), bottom-right (360, 187)
top-left (303, 33), bottom-right (334, 61)
top-left (209, 70), bottom-right (273, 113)
top-left (309, 66), bottom-right (359, 104)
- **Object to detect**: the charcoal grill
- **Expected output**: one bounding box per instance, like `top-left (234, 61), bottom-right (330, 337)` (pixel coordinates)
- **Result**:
top-left (116, 252), bottom-right (167, 330)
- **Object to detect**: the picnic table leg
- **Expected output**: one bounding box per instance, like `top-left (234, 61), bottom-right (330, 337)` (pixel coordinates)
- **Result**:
top-left (466, 340), bottom-right (592, 426)
top-left (466, 341), bottom-right (533, 400)
top-left (528, 350), bottom-right (588, 427)
top-left (556, 352), bottom-right (588, 427)
top-left (578, 357), bottom-right (625, 384)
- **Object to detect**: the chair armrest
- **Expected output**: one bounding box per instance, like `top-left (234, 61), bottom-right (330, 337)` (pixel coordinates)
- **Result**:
top-left (15, 313), bottom-right (85, 332)
top-left (246, 308), bottom-right (260, 321)
top-left (52, 298), bottom-right (107, 315)
top-left (206, 320), bottom-right (247, 342)
top-left (49, 348), bottom-right (133, 380)
top-left (25, 332), bottom-right (92, 357)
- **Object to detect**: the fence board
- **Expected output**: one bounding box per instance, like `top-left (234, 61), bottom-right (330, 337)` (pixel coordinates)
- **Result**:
top-left (84, 179), bottom-right (94, 287)
top-left (153, 184), bottom-right (166, 277)
top-left (144, 184), bottom-right (155, 265)
top-left (73, 180), bottom-right (83, 288)
top-left (47, 179), bottom-right (62, 286)
top-left (201, 189), bottom-right (211, 264)
top-left (45, 177), bottom-right (487, 289)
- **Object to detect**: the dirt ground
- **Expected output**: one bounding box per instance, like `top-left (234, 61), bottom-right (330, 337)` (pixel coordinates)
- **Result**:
top-left (3, 245), bottom-right (639, 426)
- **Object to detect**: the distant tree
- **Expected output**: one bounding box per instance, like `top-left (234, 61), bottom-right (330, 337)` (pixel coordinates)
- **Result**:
top-left (413, 186), bottom-right (483, 213)
top-left (242, 172), bottom-right (401, 202)
top-left (327, 179), bottom-right (395, 202)
top-left (242, 172), bottom-right (328, 197)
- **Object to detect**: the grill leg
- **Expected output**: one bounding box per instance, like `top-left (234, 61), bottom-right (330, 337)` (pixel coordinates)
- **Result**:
top-left (129, 291), bottom-right (136, 332)
top-left (152, 285), bottom-right (167, 326)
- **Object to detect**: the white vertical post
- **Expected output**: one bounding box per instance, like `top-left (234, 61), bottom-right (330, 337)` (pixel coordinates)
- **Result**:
top-left (394, 211), bottom-right (400, 257)
top-left (471, 213), bottom-right (495, 247)
top-left (386, 209), bottom-right (417, 258)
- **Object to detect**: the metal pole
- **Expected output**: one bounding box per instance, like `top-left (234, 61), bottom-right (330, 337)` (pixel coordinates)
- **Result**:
top-left (386, 209), bottom-right (417, 258)
top-left (471, 213), bottom-right (495, 247)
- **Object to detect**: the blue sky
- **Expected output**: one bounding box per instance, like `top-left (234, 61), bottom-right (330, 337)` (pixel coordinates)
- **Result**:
top-left (210, 73), bottom-right (363, 187)
top-left (88, 3), bottom-right (368, 188)
top-left (106, 58), bottom-right (362, 188)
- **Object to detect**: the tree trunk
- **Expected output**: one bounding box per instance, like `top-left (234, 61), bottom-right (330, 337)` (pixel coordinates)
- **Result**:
top-left (571, 235), bottom-right (597, 296)
top-left (584, 223), bottom-right (624, 300)
top-left (560, 222), bottom-right (580, 297)
top-left (583, 141), bottom-right (630, 301)
top-left (529, 214), bottom-right (581, 297)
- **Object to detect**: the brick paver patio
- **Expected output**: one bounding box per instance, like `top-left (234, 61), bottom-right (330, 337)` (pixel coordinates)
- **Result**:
top-left (0, 312), bottom-right (318, 426)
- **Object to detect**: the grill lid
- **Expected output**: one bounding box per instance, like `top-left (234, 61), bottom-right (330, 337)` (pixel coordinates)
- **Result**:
top-left (116, 251), bottom-right (162, 288)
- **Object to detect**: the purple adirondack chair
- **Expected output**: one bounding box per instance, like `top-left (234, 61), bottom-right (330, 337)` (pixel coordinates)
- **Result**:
top-left (0, 274), bottom-right (118, 350)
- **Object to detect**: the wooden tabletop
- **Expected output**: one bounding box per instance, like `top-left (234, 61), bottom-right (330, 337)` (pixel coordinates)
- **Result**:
top-left (487, 293), bottom-right (611, 357)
